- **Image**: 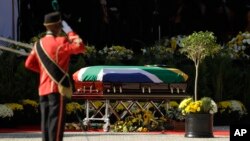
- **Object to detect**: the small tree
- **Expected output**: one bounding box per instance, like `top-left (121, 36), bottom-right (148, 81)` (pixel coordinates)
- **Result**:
top-left (180, 31), bottom-right (221, 101)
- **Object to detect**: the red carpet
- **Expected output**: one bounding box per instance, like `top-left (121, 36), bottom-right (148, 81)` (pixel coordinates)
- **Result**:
top-left (0, 125), bottom-right (229, 136)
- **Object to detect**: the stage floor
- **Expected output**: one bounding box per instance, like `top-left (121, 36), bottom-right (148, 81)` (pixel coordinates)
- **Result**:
top-left (0, 126), bottom-right (229, 141)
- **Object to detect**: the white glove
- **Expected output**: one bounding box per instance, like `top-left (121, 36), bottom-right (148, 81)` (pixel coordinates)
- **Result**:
top-left (62, 20), bottom-right (73, 34)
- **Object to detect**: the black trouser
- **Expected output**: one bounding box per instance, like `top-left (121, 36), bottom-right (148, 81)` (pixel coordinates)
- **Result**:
top-left (40, 93), bottom-right (65, 141)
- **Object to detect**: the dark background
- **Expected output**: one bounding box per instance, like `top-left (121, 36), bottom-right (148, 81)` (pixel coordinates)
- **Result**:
top-left (19, 0), bottom-right (250, 49)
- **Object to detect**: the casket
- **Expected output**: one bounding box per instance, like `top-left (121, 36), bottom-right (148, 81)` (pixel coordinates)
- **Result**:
top-left (73, 65), bottom-right (188, 95)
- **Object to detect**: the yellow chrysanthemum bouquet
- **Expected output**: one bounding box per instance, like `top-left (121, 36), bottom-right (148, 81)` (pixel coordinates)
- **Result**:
top-left (178, 97), bottom-right (218, 116)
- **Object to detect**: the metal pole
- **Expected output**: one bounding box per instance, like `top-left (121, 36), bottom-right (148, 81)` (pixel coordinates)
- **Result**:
top-left (0, 45), bottom-right (29, 56)
top-left (0, 37), bottom-right (33, 49)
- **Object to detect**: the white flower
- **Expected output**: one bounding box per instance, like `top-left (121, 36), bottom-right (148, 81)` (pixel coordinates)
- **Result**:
top-left (230, 100), bottom-right (247, 116)
top-left (176, 35), bottom-right (186, 48)
top-left (141, 48), bottom-right (147, 54)
top-left (234, 46), bottom-right (239, 52)
top-left (209, 99), bottom-right (218, 114)
top-left (0, 104), bottom-right (14, 118)
top-left (242, 45), bottom-right (246, 50)
top-left (243, 39), bottom-right (247, 44)
top-left (247, 39), bottom-right (250, 45)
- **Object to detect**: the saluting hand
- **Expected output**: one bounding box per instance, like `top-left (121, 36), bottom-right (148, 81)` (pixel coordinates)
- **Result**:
top-left (62, 20), bottom-right (73, 34)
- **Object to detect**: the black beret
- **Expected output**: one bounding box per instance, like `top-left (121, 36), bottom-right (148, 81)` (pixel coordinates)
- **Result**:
top-left (43, 12), bottom-right (61, 26)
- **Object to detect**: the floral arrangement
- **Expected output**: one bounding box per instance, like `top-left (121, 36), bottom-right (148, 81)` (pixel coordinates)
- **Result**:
top-left (217, 100), bottom-right (247, 117)
top-left (83, 44), bottom-right (97, 59)
top-left (141, 35), bottom-right (185, 64)
top-left (142, 44), bottom-right (174, 62)
top-left (98, 45), bottom-right (133, 62)
top-left (0, 104), bottom-right (14, 118)
top-left (112, 109), bottom-right (160, 132)
top-left (66, 102), bottom-right (84, 115)
top-left (227, 31), bottom-right (250, 59)
top-left (4, 103), bottom-right (25, 125)
top-left (21, 99), bottom-right (39, 108)
top-left (178, 97), bottom-right (218, 115)
top-left (5, 103), bottom-right (24, 112)
top-left (21, 99), bottom-right (39, 114)
top-left (169, 35), bottom-right (186, 50)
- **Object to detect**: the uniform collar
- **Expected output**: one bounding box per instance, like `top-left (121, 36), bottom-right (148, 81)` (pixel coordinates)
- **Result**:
top-left (46, 31), bottom-right (54, 36)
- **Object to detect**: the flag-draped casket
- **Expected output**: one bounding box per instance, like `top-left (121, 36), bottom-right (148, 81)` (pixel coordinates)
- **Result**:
top-left (73, 65), bottom-right (188, 95)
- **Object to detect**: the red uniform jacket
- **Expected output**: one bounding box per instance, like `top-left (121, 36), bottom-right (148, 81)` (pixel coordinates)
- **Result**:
top-left (25, 32), bottom-right (85, 96)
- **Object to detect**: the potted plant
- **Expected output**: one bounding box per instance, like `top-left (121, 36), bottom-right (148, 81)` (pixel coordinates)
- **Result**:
top-left (180, 31), bottom-right (221, 101)
top-left (179, 31), bottom-right (221, 137)
top-left (179, 97), bottom-right (218, 137)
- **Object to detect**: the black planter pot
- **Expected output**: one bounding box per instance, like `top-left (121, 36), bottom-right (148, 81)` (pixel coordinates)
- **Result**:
top-left (185, 113), bottom-right (214, 138)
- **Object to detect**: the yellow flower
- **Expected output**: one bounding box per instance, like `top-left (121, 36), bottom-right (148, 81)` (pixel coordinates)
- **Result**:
top-left (112, 109), bottom-right (158, 132)
top-left (179, 97), bottom-right (192, 109)
top-left (217, 101), bottom-right (231, 109)
top-left (217, 100), bottom-right (247, 116)
top-left (142, 110), bottom-right (153, 126)
top-left (115, 104), bottom-right (125, 111)
top-left (169, 101), bottom-right (179, 108)
top-left (5, 103), bottom-right (24, 111)
top-left (179, 97), bottom-right (217, 115)
top-left (92, 101), bottom-right (104, 108)
top-left (22, 99), bottom-right (39, 108)
top-left (66, 102), bottom-right (83, 115)
top-left (236, 34), bottom-right (244, 45)
top-left (170, 37), bottom-right (177, 50)
top-left (115, 102), bottom-right (130, 111)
